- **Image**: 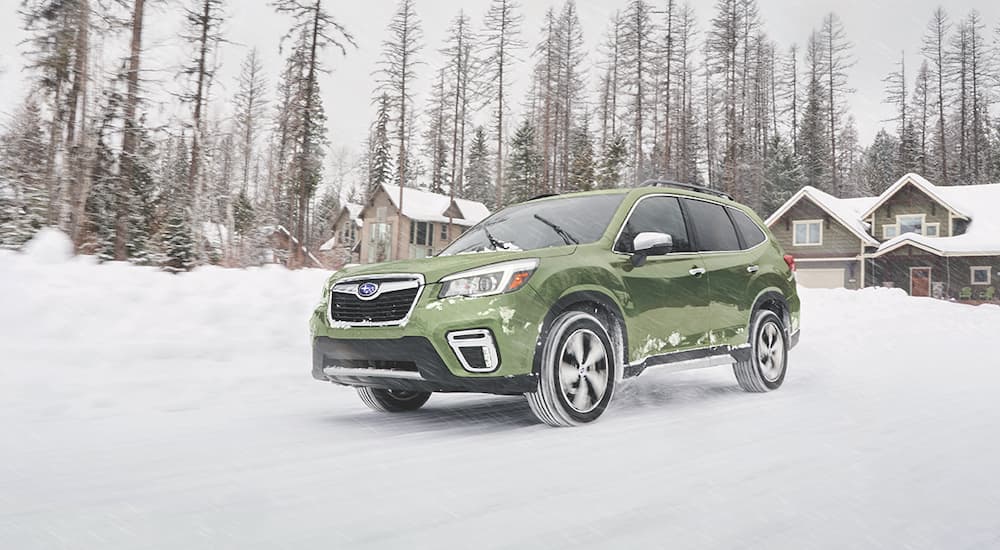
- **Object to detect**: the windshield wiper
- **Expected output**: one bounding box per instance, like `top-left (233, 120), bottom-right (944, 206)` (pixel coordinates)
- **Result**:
top-left (533, 214), bottom-right (579, 245)
top-left (483, 225), bottom-right (514, 251)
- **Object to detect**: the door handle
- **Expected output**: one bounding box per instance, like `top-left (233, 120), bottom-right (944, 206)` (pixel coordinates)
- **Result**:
top-left (747, 265), bottom-right (759, 273)
top-left (689, 267), bottom-right (706, 277)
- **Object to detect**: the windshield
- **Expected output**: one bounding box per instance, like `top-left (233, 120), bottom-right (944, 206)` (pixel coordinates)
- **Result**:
top-left (440, 194), bottom-right (626, 255)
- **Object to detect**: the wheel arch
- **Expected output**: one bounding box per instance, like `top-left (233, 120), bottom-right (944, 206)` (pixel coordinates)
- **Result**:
top-left (532, 290), bottom-right (629, 377)
top-left (750, 289), bottom-right (791, 338)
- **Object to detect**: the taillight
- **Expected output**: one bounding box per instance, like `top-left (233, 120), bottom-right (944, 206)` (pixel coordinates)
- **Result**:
top-left (783, 254), bottom-right (796, 272)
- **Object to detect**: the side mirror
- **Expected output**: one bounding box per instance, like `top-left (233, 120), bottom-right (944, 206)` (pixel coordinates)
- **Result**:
top-left (631, 232), bottom-right (673, 267)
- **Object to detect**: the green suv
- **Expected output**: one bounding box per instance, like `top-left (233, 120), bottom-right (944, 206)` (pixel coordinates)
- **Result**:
top-left (310, 182), bottom-right (800, 427)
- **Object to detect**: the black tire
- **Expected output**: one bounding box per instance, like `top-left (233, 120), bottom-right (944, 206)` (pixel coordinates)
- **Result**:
top-left (356, 387), bottom-right (431, 412)
top-left (526, 309), bottom-right (619, 427)
top-left (733, 309), bottom-right (788, 392)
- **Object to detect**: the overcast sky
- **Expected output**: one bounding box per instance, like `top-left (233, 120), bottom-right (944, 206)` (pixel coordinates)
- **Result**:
top-left (2, 0), bottom-right (999, 155)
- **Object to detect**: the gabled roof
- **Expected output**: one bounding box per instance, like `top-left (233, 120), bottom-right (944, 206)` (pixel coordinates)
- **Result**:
top-left (376, 184), bottom-right (490, 227)
top-left (860, 173), bottom-right (974, 220)
top-left (872, 183), bottom-right (1000, 257)
top-left (765, 185), bottom-right (880, 246)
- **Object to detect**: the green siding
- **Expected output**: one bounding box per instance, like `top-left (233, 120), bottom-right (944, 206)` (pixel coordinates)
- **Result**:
top-left (867, 246), bottom-right (1000, 299)
top-left (871, 183), bottom-right (953, 240)
top-left (769, 198), bottom-right (864, 258)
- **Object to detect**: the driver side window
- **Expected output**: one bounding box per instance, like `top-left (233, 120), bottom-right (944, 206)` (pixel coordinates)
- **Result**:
top-left (615, 196), bottom-right (692, 254)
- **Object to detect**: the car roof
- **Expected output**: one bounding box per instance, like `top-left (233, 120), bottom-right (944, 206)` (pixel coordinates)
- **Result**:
top-left (527, 184), bottom-right (745, 209)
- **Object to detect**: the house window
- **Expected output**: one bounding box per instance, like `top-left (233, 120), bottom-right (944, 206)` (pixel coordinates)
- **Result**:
top-left (971, 267), bottom-right (991, 285)
top-left (792, 220), bottom-right (822, 246)
top-left (368, 222), bottom-right (392, 263)
top-left (883, 225), bottom-right (898, 239)
top-left (440, 224), bottom-right (449, 241)
top-left (409, 221), bottom-right (433, 246)
top-left (924, 223), bottom-right (939, 237)
top-left (897, 214), bottom-right (924, 235)
top-left (376, 207), bottom-right (387, 222)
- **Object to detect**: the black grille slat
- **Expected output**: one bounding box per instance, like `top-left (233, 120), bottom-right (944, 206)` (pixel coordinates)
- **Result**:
top-left (331, 284), bottom-right (420, 324)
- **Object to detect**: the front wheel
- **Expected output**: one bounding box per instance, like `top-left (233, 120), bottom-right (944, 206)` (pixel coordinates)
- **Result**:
top-left (356, 387), bottom-right (431, 412)
top-left (526, 309), bottom-right (619, 427)
top-left (733, 309), bottom-right (788, 392)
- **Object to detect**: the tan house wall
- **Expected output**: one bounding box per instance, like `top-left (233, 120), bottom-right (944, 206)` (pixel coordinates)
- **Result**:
top-left (769, 197), bottom-right (864, 258)
top-left (358, 188), bottom-right (470, 264)
top-left (870, 183), bottom-right (954, 240)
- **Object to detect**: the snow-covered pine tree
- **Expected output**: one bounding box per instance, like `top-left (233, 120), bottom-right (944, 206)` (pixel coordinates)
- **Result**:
top-left (0, 99), bottom-right (48, 248)
top-left (799, 30), bottom-right (830, 191)
top-left (761, 134), bottom-right (803, 217)
top-left (162, 208), bottom-right (196, 272)
top-left (597, 133), bottom-right (628, 189)
top-left (465, 126), bottom-right (494, 208)
top-left (506, 118), bottom-right (541, 204)
top-left (862, 129), bottom-right (901, 195)
top-left (367, 93), bottom-right (394, 199)
top-left (566, 120), bottom-right (596, 192)
top-left (125, 116), bottom-right (158, 265)
top-left (422, 68), bottom-right (451, 194)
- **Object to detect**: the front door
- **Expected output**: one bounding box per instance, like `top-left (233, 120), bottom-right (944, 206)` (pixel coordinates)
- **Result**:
top-left (910, 267), bottom-right (931, 297)
top-left (613, 195), bottom-right (710, 359)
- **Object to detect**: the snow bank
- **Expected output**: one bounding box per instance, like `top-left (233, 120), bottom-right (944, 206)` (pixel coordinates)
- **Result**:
top-left (2, 253), bottom-right (999, 549)
top-left (21, 227), bottom-right (74, 263)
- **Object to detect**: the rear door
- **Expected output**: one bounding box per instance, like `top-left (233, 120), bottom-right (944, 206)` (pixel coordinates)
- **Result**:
top-left (612, 195), bottom-right (710, 357)
top-left (681, 198), bottom-right (755, 349)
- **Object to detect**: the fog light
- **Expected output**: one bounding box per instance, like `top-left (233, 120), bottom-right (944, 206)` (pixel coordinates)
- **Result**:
top-left (446, 329), bottom-right (500, 373)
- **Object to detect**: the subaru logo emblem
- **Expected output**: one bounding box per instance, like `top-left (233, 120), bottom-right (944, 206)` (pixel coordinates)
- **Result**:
top-left (357, 282), bottom-right (380, 299)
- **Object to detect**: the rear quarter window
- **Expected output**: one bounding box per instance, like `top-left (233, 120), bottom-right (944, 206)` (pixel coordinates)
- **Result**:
top-left (682, 198), bottom-right (741, 252)
top-left (729, 208), bottom-right (767, 249)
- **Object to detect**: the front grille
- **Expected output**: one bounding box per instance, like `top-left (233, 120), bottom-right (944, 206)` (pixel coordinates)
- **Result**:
top-left (330, 278), bottom-right (421, 325)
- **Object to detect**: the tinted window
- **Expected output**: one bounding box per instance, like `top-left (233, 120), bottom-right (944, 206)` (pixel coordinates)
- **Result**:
top-left (440, 194), bottom-right (625, 255)
top-left (729, 208), bottom-right (767, 249)
top-left (683, 199), bottom-right (740, 252)
top-left (615, 196), bottom-right (692, 253)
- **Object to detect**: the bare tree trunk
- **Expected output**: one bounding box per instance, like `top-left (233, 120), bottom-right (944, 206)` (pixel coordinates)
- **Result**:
top-left (115, 0), bottom-right (145, 260)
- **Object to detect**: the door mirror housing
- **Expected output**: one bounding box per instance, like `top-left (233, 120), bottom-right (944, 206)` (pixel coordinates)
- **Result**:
top-left (630, 232), bottom-right (673, 267)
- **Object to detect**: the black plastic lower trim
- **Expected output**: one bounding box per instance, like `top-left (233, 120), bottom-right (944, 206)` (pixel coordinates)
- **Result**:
top-left (312, 336), bottom-right (537, 395)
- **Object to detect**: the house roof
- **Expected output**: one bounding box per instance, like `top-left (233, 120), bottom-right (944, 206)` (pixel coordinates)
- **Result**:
top-left (378, 184), bottom-right (490, 227)
top-left (872, 183), bottom-right (1000, 257)
top-left (765, 185), bottom-right (880, 246)
top-left (860, 173), bottom-right (974, 220)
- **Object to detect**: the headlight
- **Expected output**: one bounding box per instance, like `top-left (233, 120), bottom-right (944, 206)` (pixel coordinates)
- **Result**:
top-left (439, 259), bottom-right (539, 299)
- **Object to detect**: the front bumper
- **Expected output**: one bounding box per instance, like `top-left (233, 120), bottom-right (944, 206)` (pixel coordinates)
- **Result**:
top-left (312, 336), bottom-right (537, 395)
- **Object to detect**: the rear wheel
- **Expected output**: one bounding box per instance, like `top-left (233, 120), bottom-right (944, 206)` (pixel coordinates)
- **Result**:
top-left (356, 387), bottom-right (431, 412)
top-left (733, 309), bottom-right (788, 392)
top-left (526, 309), bottom-right (618, 427)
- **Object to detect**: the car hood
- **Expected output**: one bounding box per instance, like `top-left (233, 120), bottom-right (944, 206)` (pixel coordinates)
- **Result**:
top-left (331, 246), bottom-right (576, 284)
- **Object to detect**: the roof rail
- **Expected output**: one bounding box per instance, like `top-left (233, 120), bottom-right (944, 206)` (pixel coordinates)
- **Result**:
top-left (637, 179), bottom-right (734, 201)
top-left (528, 193), bottom-right (559, 201)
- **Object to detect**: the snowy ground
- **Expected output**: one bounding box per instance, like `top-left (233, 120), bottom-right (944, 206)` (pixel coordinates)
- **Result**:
top-left (2, 231), bottom-right (1000, 549)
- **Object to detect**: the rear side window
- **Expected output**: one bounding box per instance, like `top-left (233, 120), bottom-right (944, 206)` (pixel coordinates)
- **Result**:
top-left (683, 199), bottom-right (740, 252)
top-left (729, 208), bottom-right (767, 249)
top-left (616, 196), bottom-right (692, 253)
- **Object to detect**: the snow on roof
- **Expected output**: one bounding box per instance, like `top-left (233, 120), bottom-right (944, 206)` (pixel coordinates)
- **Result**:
top-left (873, 183), bottom-right (1000, 257)
top-left (766, 185), bottom-right (880, 245)
top-left (861, 173), bottom-right (974, 220)
top-left (319, 237), bottom-right (337, 251)
top-left (343, 203), bottom-right (364, 227)
top-left (380, 184), bottom-right (490, 227)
